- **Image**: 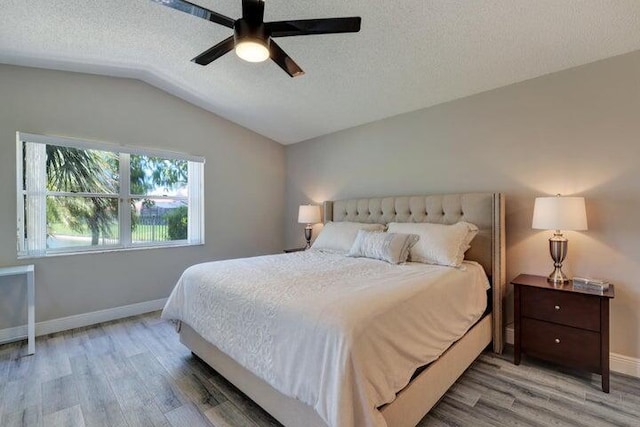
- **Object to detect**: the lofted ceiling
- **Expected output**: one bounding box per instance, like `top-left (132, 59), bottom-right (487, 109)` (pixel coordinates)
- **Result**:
top-left (2, 1), bottom-right (640, 144)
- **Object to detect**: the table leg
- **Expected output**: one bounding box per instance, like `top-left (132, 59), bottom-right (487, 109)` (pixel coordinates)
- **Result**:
top-left (514, 285), bottom-right (521, 365)
top-left (601, 299), bottom-right (610, 393)
top-left (27, 270), bottom-right (35, 355)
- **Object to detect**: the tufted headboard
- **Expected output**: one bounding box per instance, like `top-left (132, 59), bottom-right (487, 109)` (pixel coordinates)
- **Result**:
top-left (323, 193), bottom-right (506, 353)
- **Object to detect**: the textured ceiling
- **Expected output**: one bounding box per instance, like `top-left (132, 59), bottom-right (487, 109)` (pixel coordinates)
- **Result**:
top-left (2, 1), bottom-right (640, 144)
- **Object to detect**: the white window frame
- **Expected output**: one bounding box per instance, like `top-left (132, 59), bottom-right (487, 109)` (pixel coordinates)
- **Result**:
top-left (17, 132), bottom-right (205, 258)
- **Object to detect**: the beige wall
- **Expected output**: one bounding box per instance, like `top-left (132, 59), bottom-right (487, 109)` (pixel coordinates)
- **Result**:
top-left (285, 51), bottom-right (640, 359)
top-left (0, 65), bottom-right (285, 329)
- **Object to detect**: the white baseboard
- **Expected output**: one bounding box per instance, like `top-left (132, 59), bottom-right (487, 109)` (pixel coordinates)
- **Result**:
top-left (506, 324), bottom-right (514, 345)
top-left (0, 298), bottom-right (167, 345)
top-left (504, 324), bottom-right (639, 378)
top-left (609, 353), bottom-right (640, 378)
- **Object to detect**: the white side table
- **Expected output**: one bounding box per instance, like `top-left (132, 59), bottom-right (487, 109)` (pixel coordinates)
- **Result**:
top-left (0, 265), bottom-right (35, 354)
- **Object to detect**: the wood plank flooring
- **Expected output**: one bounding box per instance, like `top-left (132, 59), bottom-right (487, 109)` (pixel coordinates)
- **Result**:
top-left (1, 312), bottom-right (639, 426)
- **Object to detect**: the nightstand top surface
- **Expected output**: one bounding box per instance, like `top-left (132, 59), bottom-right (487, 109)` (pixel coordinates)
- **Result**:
top-left (512, 274), bottom-right (615, 298)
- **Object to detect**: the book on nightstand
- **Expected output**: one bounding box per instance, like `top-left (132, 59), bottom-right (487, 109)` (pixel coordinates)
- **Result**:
top-left (572, 277), bottom-right (610, 293)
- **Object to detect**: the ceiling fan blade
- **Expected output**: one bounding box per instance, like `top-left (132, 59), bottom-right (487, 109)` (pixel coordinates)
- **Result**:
top-left (267, 17), bottom-right (361, 38)
top-left (191, 36), bottom-right (235, 65)
top-left (242, 0), bottom-right (265, 24)
top-left (151, 0), bottom-right (235, 28)
top-left (270, 41), bottom-right (304, 78)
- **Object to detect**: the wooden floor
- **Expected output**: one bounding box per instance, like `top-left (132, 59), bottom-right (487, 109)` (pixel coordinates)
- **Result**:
top-left (1, 312), bottom-right (639, 427)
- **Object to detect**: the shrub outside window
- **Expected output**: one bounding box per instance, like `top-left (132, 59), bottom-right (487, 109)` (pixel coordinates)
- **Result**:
top-left (17, 132), bottom-right (204, 258)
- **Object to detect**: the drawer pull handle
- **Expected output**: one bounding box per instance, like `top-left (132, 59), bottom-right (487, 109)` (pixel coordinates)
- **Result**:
top-left (554, 305), bottom-right (560, 310)
top-left (555, 338), bottom-right (560, 344)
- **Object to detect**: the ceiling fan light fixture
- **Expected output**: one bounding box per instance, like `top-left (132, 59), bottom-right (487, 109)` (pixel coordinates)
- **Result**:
top-left (235, 39), bottom-right (269, 62)
top-left (154, 0), bottom-right (361, 76)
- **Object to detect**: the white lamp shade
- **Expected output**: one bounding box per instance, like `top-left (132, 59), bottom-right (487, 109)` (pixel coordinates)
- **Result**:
top-left (298, 205), bottom-right (321, 224)
top-left (235, 40), bottom-right (270, 62)
top-left (532, 196), bottom-right (587, 231)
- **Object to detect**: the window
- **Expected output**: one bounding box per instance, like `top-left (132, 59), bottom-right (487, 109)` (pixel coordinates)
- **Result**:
top-left (17, 133), bottom-right (204, 257)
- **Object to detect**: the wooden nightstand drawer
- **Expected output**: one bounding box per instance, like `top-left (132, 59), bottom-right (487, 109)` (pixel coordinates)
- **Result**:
top-left (521, 286), bottom-right (600, 331)
top-left (521, 318), bottom-right (601, 373)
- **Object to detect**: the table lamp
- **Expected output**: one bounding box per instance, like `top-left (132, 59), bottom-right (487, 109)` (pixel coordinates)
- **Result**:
top-left (298, 205), bottom-right (321, 248)
top-left (532, 195), bottom-right (587, 284)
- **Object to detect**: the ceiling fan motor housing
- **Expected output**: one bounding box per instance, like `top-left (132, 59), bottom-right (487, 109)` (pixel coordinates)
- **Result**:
top-left (234, 18), bottom-right (269, 49)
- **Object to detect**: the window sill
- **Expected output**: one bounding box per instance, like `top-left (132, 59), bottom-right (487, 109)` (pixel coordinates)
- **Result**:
top-left (17, 241), bottom-right (205, 259)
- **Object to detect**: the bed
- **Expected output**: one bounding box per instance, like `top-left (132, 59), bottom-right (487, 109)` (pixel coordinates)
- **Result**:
top-left (163, 192), bottom-right (505, 427)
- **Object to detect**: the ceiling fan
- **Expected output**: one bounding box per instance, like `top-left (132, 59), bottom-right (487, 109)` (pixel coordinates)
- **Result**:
top-left (151, 0), bottom-right (361, 77)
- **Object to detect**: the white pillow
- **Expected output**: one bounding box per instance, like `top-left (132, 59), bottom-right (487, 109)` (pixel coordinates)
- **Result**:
top-left (347, 230), bottom-right (419, 264)
top-left (386, 222), bottom-right (479, 267)
top-left (311, 222), bottom-right (385, 254)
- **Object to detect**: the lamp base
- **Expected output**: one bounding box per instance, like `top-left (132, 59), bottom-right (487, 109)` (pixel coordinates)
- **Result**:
top-left (304, 225), bottom-right (313, 249)
top-left (547, 267), bottom-right (569, 284)
top-left (547, 232), bottom-right (569, 285)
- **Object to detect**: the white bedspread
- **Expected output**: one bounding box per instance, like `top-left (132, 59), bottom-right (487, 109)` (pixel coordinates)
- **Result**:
top-left (162, 251), bottom-right (489, 427)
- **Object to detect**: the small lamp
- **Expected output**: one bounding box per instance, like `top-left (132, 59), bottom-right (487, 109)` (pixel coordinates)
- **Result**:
top-left (298, 205), bottom-right (321, 249)
top-left (532, 195), bottom-right (588, 284)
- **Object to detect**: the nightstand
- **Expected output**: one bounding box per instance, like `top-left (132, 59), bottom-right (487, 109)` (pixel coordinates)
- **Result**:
top-left (283, 247), bottom-right (306, 253)
top-left (512, 274), bottom-right (615, 392)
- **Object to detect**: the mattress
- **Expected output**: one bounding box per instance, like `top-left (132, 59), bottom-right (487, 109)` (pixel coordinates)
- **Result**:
top-left (161, 250), bottom-right (489, 427)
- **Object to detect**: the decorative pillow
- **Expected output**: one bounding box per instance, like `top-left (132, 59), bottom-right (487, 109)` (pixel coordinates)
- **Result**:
top-left (386, 222), bottom-right (479, 267)
top-left (347, 230), bottom-right (419, 264)
top-left (310, 221), bottom-right (385, 254)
